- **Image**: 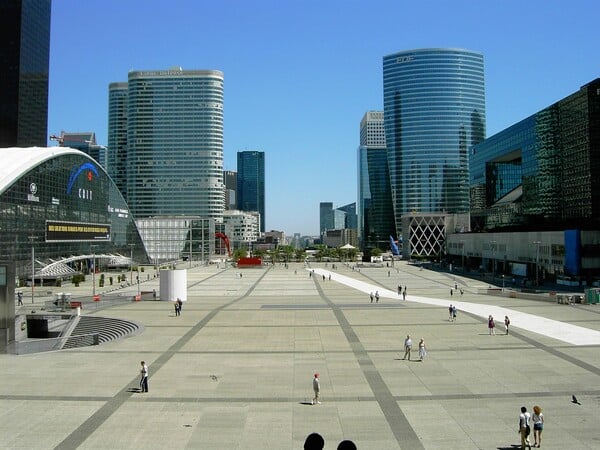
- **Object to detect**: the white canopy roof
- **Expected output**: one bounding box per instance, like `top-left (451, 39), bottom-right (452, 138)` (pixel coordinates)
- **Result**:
top-left (0, 147), bottom-right (85, 194)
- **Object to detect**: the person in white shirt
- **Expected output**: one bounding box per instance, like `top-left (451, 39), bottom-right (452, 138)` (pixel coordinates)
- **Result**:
top-left (532, 405), bottom-right (544, 448)
top-left (312, 373), bottom-right (321, 405)
top-left (140, 361), bottom-right (149, 393)
top-left (519, 406), bottom-right (532, 449)
top-left (402, 335), bottom-right (412, 360)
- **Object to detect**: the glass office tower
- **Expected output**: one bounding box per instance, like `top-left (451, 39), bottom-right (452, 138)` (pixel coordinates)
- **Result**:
top-left (357, 111), bottom-right (395, 252)
top-left (118, 69), bottom-right (224, 219)
top-left (0, 0), bottom-right (51, 147)
top-left (383, 48), bottom-right (485, 234)
top-left (237, 151), bottom-right (265, 232)
top-left (470, 78), bottom-right (600, 231)
top-left (107, 82), bottom-right (129, 199)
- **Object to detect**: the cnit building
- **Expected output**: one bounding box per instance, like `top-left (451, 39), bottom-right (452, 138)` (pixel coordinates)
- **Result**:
top-left (447, 78), bottom-right (600, 286)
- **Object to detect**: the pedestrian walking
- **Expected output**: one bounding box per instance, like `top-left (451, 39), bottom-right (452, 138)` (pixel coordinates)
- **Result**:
top-left (375, 291), bottom-right (379, 303)
top-left (312, 373), bottom-right (321, 405)
top-left (460, 288), bottom-right (464, 296)
top-left (152, 289), bottom-right (156, 300)
top-left (398, 285), bottom-right (402, 295)
top-left (452, 305), bottom-right (457, 322)
top-left (328, 274), bottom-right (331, 281)
top-left (532, 405), bottom-right (544, 447)
top-left (418, 338), bottom-right (427, 361)
top-left (518, 406), bottom-right (532, 449)
top-left (402, 290), bottom-right (406, 301)
top-left (139, 361), bottom-right (149, 392)
top-left (370, 292), bottom-right (374, 303)
top-left (402, 335), bottom-right (412, 360)
top-left (17, 291), bottom-right (23, 306)
top-left (450, 288), bottom-right (453, 296)
top-left (504, 315), bottom-right (510, 335)
top-left (177, 297), bottom-right (183, 313)
top-left (488, 315), bottom-right (496, 335)
top-left (174, 301), bottom-right (180, 316)
top-left (449, 304), bottom-right (453, 321)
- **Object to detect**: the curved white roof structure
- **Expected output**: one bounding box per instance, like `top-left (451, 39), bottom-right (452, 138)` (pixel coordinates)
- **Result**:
top-left (0, 146), bottom-right (86, 194)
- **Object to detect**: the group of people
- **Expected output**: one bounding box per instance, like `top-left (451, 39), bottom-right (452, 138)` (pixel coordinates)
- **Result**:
top-left (402, 335), bottom-right (427, 361)
top-left (488, 315), bottom-right (511, 335)
top-left (448, 304), bottom-right (457, 321)
top-left (397, 285), bottom-right (407, 300)
top-left (369, 291), bottom-right (380, 303)
top-left (304, 432), bottom-right (356, 449)
top-left (519, 405), bottom-right (544, 448)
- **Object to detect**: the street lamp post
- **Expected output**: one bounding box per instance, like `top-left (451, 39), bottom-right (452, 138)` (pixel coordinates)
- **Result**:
top-left (28, 235), bottom-right (36, 304)
top-left (129, 244), bottom-right (135, 285)
top-left (490, 240), bottom-right (497, 281)
top-left (502, 274), bottom-right (505, 291)
top-left (90, 245), bottom-right (98, 298)
top-left (533, 241), bottom-right (541, 286)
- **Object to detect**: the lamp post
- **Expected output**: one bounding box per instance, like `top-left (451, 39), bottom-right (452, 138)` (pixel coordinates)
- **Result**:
top-left (90, 245), bottom-right (98, 297)
top-left (28, 235), bottom-right (37, 304)
top-left (502, 274), bottom-right (505, 291)
top-left (128, 244), bottom-right (135, 285)
top-left (490, 240), bottom-right (497, 280)
top-left (533, 240), bottom-right (541, 286)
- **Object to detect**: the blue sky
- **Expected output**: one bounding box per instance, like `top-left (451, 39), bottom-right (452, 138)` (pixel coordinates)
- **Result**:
top-left (48, 0), bottom-right (599, 236)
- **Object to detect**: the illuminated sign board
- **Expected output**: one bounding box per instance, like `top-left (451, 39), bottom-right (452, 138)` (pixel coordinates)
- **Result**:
top-left (46, 221), bottom-right (111, 242)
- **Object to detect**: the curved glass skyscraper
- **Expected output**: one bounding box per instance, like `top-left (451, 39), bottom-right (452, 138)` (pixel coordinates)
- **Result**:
top-left (383, 48), bottom-right (485, 234)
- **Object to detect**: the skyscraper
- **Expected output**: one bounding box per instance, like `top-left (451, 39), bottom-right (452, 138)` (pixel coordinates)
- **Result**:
top-left (0, 0), bottom-right (51, 147)
top-left (237, 151), bottom-right (265, 232)
top-left (108, 69), bottom-right (225, 219)
top-left (383, 48), bottom-right (485, 236)
top-left (107, 82), bottom-right (128, 199)
top-left (357, 111), bottom-right (395, 252)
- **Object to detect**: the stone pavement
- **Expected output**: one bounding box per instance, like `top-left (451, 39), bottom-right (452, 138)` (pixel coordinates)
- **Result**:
top-left (1, 261), bottom-right (599, 449)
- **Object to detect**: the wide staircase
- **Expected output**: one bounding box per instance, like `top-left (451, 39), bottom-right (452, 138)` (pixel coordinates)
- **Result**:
top-left (61, 316), bottom-right (142, 349)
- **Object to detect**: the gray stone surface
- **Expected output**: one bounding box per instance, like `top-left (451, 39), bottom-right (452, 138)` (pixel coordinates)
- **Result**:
top-left (0, 261), bottom-right (598, 449)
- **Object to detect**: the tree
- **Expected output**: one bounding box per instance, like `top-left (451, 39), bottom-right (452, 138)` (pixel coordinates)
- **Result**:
top-left (371, 247), bottom-right (383, 257)
top-left (233, 248), bottom-right (248, 261)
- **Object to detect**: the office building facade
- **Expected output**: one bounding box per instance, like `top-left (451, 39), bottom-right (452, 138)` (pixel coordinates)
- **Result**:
top-left (107, 82), bottom-right (129, 199)
top-left (470, 78), bottom-right (600, 232)
top-left (223, 170), bottom-right (237, 210)
top-left (109, 69), bottom-right (225, 219)
top-left (237, 151), bottom-right (265, 232)
top-left (357, 111), bottom-right (395, 252)
top-left (0, 0), bottom-right (51, 147)
top-left (383, 48), bottom-right (485, 256)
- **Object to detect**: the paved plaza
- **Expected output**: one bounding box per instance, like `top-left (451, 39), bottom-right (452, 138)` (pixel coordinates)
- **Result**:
top-left (1, 261), bottom-right (599, 449)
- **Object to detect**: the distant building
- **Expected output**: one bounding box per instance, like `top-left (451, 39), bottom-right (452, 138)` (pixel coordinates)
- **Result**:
top-left (224, 170), bottom-right (237, 210)
top-left (237, 151), bottom-right (265, 232)
top-left (383, 48), bottom-right (485, 257)
top-left (223, 210), bottom-right (260, 247)
top-left (55, 131), bottom-right (107, 168)
top-left (320, 202), bottom-right (347, 234)
top-left (357, 111), bottom-right (395, 252)
top-left (108, 68), bottom-right (225, 219)
top-left (322, 229), bottom-right (358, 248)
top-left (0, 0), bottom-right (51, 147)
top-left (107, 82), bottom-right (128, 199)
top-left (338, 202), bottom-right (357, 230)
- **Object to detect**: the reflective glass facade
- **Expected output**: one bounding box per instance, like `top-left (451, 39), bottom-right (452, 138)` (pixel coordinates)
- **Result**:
top-left (237, 151), bottom-right (265, 232)
top-left (117, 69), bottom-right (224, 219)
top-left (0, 0), bottom-right (51, 147)
top-left (470, 78), bottom-right (600, 231)
top-left (383, 48), bottom-right (485, 235)
top-left (107, 83), bottom-right (128, 199)
top-left (0, 148), bottom-right (148, 281)
top-left (357, 111), bottom-right (395, 251)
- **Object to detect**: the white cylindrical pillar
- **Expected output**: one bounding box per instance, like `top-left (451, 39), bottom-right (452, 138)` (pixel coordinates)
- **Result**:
top-left (159, 269), bottom-right (187, 302)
